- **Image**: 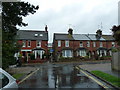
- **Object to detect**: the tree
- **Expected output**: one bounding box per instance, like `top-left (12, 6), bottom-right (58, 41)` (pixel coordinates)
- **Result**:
top-left (111, 25), bottom-right (120, 46)
top-left (2, 2), bottom-right (39, 69)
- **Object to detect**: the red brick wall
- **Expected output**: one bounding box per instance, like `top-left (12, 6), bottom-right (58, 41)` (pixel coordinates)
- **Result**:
top-left (54, 40), bottom-right (118, 53)
top-left (18, 40), bottom-right (48, 53)
top-left (106, 41), bottom-right (112, 49)
top-left (105, 41), bottom-right (119, 49)
top-left (55, 40), bottom-right (92, 52)
top-left (53, 39), bottom-right (119, 60)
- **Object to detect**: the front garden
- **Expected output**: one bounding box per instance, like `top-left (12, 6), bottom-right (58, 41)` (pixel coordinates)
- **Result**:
top-left (58, 55), bottom-right (111, 62)
top-left (91, 70), bottom-right (120, 87)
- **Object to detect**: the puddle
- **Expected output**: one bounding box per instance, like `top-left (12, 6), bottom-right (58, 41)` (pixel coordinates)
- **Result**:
top-left (19, 64), bottom-right (104, 89)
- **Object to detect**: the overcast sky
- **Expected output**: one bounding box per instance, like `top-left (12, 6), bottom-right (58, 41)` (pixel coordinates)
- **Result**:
top-left (19, 0), bottom-right (119, 43)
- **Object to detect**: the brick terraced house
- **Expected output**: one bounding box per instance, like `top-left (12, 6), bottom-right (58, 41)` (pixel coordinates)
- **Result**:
top-left (17, 26), bottom-right (48, 63)
top-left (53, 28), bottom-right (119, 61)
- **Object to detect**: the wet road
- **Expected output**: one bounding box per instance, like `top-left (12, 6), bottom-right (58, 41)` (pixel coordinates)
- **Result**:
top-left (19, 63), bottom-right (103, 89)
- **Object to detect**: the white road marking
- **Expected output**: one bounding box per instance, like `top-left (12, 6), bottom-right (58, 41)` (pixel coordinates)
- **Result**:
top-left (75, 66), bottom-right (111, 90)
top-left (18, 68), bottom-right (39, 84)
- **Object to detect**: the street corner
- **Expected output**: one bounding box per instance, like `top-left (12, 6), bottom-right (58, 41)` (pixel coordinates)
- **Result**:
top-left (18, 68), bottom-right (39, 84)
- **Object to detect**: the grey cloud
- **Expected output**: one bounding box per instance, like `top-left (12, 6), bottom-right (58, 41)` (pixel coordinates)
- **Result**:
top-left (20, 0), bottom-right (118, 43)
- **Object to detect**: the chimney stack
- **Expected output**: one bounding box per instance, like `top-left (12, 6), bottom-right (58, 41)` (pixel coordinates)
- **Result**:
top-left (68, 28), bottom-right (73, 35)
top-left (45, 25), bottom-right (48, 32)
top-left (96, 29), bottom-right (102, 39)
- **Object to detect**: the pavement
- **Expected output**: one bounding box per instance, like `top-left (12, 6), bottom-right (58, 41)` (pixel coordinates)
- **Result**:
top-left (79, 63), bottom-right (120, 78)
top-left (6, 66), bottom-right (37, 74)
top-left (6, 66), bottom-right (38, 82)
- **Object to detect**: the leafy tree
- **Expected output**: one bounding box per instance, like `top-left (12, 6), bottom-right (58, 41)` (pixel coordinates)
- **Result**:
top-left (2, 2), bottom-right (39, 69)
top-left (111, 25), bottom-right (120, 46)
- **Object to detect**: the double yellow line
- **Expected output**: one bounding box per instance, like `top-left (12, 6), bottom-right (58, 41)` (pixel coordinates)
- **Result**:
top-left (75, 66), bottom-right (111, 90)
top-left (18, 68), bottom-right (39, 84)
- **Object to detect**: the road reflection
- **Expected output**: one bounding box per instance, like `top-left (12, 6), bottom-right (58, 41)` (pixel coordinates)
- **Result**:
top-left (19, 64), bottom-right (102, 89)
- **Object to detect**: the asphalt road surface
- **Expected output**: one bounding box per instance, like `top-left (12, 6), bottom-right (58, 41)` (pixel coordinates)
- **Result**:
top-left (19, 63), bottom-right (104, 89)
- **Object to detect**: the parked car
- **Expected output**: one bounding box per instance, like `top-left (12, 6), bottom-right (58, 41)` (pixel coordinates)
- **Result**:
top-left (0, 68), bottom-right (18, 89)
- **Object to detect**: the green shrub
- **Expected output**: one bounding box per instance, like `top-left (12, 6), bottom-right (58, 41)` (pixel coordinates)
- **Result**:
top-left (100, 56), bottom-right (104, 60)
top-left (29, 53), bottom-right (35, 60)
top-left (112, 48), bottom-right (119, 52)
top-left (103, 56), bottom-right (112, 58)
top-left (19, 54), bottom-right (22, 58)
top-left (84, 56), bottom-right (89, 59)
top-left (59, 56), bottom-right (65, 60)
top-left (59, 57), bottom-right (74, 62)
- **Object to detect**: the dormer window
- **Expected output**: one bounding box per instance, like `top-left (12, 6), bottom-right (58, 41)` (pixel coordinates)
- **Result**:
top-left (39, 34), bottom-right (43, 36)
top-left (35, 34), bottom-right (38, 37)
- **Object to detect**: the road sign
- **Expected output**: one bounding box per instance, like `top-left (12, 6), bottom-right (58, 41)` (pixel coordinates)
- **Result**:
top-left (50, 49), bottom-right (54, 53)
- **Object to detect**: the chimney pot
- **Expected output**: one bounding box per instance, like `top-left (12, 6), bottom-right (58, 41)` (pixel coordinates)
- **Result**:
top-left (45, 25), bottom-right (48, 32)
top-left (68, 28), bottom-right (73, 35)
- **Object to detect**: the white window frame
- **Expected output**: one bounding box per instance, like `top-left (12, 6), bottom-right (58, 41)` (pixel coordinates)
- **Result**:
top-left (36, 41), bottom-right (41, 47)
top-left (80, 42), bottom-right (83, 47)
top-left (22, 41), bottom-right (26, 47)
top-left (62, 50), bottom-right (72, 57)
top-left (35, 34), bottom-right (38, 37)
top-left (65, 40), bottom-right (69, 47)
top-left (112, 42), bottom-right (115, 47)
top-left (39, 34), bottom-right (43, 37)
top-left (87, 41), bottom-right (90, 47)
top-left (100, 42), bottom-right (103, 47)
top-left (78, 50), bottom-right (86, 57)
top-left (58, 40), bottom-right (61, 47)
top-left (28, 40), bottom-right (31, 47)
top-left (93, 42), bottom-right (96, 47)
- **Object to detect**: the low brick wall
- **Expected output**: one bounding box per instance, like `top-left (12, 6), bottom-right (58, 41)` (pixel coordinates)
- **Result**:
top-left (28, 59), bottom-right (47, 63)
top-left (21, 58), bottom-right (48, 63)
top-left (112, 52), bottom-right (120, 71)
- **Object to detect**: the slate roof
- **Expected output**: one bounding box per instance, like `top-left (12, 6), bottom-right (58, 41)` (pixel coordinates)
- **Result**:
top-left (54, 33), bottom-right (108, 41)
top-left (73, 34), bottom-right (90, 40)
top-left (86, 34), bottom-right (106, 41)
top-left (54, 33), bottom-right (74, 40)
top-left (102, 35), bottom-right (115, 41)
top-left (17, 30), bottom-right (48, 40)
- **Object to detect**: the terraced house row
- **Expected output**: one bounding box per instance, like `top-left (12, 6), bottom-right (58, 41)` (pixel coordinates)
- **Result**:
top-left (17, 26), bottom-right (119, 62)
top-left (53, 28), bottom-right (119, 60)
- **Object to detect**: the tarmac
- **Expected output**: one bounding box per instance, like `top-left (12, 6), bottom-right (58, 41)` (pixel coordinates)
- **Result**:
top-left (6, 60), bottom-right (120, 82)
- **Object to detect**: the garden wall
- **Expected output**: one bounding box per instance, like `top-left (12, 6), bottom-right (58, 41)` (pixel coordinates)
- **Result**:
top-left (112, 51), bottom-right (120, 71)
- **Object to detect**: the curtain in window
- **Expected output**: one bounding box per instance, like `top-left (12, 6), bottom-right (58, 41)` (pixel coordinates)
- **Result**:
top-left (78, 50), bottom-right (86, 57)
top-left (62, 50), bottom-right (72, 57)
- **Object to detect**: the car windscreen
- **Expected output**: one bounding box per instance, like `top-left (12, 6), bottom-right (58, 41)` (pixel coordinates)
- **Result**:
top-left (0, 72), bottom-right (9, 88)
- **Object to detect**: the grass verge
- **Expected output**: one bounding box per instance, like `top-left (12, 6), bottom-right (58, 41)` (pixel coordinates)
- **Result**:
top-left (91, 70), bottom-right (120, 87)
top-left (12, 73), bottom-right (25, 80)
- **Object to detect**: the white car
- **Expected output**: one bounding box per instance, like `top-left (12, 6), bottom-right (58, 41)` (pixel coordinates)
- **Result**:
top-left (0, 68), bottom-right (18, 89)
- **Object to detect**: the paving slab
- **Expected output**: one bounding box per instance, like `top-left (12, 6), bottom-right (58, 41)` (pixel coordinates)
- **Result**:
top-left (6, 66), bottom-right (37, 74)
top-left (79, 63), bottom-right (120, 78)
